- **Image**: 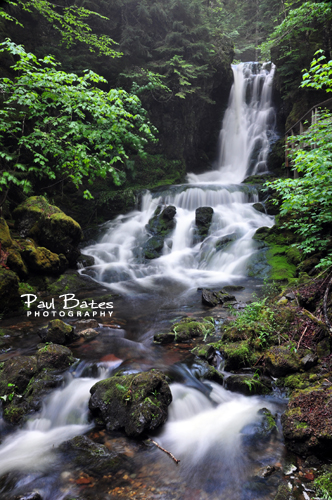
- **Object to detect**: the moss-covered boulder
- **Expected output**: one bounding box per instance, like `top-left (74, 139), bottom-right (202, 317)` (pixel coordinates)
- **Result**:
top-left (23, 245), bottom-right (68, 275)
top-left (154, 332), bottom-right (176, 344)
top-left (265, 346), bottom-right (300, 377)
top-left (38, 319), bottom-right (77, 345)
top-left (13, 196), bottom-right (83, 265)
top-left (173, 320), bottom-right (206, 342)
top-left (220, 341), bottom-right (257, 370)
top-left (37, 343), bottom-right (76, 371)
top-left (241, 407), bottom-right (277, 446)
top-left (89, 370), bottom-right (172, 437)
top-left (225, 374), bottom-right (272, 396)
top-left (0, 217), bottom-right (13, 248)
top-left (0, 267), bottom-right (22, 315)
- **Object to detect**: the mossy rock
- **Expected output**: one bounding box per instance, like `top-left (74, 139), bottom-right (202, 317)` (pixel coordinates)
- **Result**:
top-left (6, 249), bottom-right (28, 278)
top-left (172, 320), bottom-right (205, 342)
top-left (37, 343), bottom-right (76, 371)
top-left (13, 196), bottom-right (83, 265)
top-left (0, 217), bottom-right (13, 248)
top-left (191, 344), bottom-right (216, 362)
top-left (153, 332), bottom-right (176, 344)
top-left (89, 370), bottom-right (172, 437)
top-left (23, 245), bottom-right (68, 275)
top-left (265, 346), bottom-right (300, 377)
top-left (0, 267), bottom-right (22, 315)
top-left (219, 341), bottom-right (257, 370)
top-left (45, 272), bottom-right (100, 295)
top-left (38, 319), bottom-right (77, 345)
top-left (225, 374), bottom-right (272, 396)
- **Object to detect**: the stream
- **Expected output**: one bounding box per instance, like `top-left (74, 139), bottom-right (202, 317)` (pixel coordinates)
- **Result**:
top-left (0, 63), bottom-right (289, 500)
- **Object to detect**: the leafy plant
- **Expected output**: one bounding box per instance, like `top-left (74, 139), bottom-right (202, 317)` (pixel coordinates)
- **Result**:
top-left (266, 51), bottom-right (332, 269)
top-left (0, 40), bottom-right (157, 205)
top-left (244, 371), bottom-right (261, 392)
top-left (0, 383), bottom-right (22, 402)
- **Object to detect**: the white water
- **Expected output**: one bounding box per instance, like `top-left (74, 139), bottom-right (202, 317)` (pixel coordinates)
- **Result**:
top-left (0, 369), bottom-right (110, 476)
top-left (82, 63), bottom-right (276, 294)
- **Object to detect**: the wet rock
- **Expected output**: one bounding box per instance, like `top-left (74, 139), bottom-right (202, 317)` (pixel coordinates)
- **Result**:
top-left (225, 373), bottom-right (272, 396)
top-left (77, 253), bottom-right (95, 268)
top-left (143, 235), bottom-right (164, 259)
top-left (265, 346), bottom-right (300, 377)
top-left (37, 343), bottom-right (76, 371)
top-left (223, 285), bottom-right (244, 292)
top-left (21, 240), bottom-right (68, 275)
top-left (281, 385), bottom-right (332, 458)
top-left (195, 206), bottom-right (214, 239)
top-left (257, 465), bottom-right (278, 478)
top-left (241, 408), bottom-right (277, 446)
top-left (154, 332), bottom-right (175, 344)
top-left (38, 319), bottom-right (77, 345)
top-left (215, 233), bottom-right (237, 251)
top-left (89, 370), bottom-right (172, 437)
top-left (253, 202), bottom-right (265, 213)
top-left (191, 344), bottom-right (216, 363)
top-left (204, 365), bottom-right (224, 385)
top-left (45, 272), bottom-right (101, 295)
top-left (0, 267), bottom-right (22, 315)
top-left (300, 353), bottom-right (318, 370)
top-left (13, 196), bottom-right (83, 265)
top-left (74, 319), bottom-right (99, 333)
top-left (79, 328), bottom-right (99, 340)
top-left (202, 288), bottom-right (236, 307)
top-left (59, 435), bottom-right (133, 475)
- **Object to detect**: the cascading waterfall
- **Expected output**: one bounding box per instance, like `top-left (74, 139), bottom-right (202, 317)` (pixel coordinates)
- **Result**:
top-left (0, 63), bottom-right (284, 500)
top-left (82, 62), bottom-right (276, 295)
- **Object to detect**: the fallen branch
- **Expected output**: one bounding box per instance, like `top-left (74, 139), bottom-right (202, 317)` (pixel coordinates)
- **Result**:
top-left (301, 309), bottom-right (328, 331)
top-left (297, 325), bottom-right (308, 350)
top-left (148, 439), bottom-right (180, 465)
top-left (323, 275), bottom-right (332, 335)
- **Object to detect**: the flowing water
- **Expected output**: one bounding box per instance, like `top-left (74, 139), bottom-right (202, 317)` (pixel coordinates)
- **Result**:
top-left (0, 63), bottom-right (287, 500)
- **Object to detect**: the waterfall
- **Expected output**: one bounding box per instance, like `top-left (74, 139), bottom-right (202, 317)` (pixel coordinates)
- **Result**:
top-left (81, 63), bottom-right (276, 295)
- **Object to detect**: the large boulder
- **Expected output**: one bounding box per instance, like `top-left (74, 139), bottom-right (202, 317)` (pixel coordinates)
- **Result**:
top-left (202, 288), bottom-right (236, 307)
top-left (281, 384), bottom-right (332, 458)
top-left (89, 370), bottom-right (172, 437)
top-left (22, 244), bottom-right (68, 275)
top-left (13, 196), bottom-right (83, 265)
top-left (0, 217), bottom-right (13, 248)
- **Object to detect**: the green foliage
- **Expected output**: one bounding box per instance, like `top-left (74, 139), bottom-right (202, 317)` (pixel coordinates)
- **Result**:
top-left (244, 371), bottom-right (261, 392)
top-left (0, 40), bottom-right (157, 203)
top-left (267, 109), bottom-right (332, 267)
top-left (314, 472), bottom-right (332, 500)
top-left (301, 50), bottom-right (332, 92)
top-left (2, 0), bottom-right (120, 57)
top-left (229, 297), bottom-right (276, 345)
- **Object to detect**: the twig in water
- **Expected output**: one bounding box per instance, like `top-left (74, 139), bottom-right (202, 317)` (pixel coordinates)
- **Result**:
top-left (148, 439), bottom-right (180, 465)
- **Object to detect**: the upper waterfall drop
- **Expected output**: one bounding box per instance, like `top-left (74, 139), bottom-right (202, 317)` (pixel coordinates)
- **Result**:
top-left (187, 62), bottom-right (276, 185)
top-left (81, 62), bottom-right (276, 294)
